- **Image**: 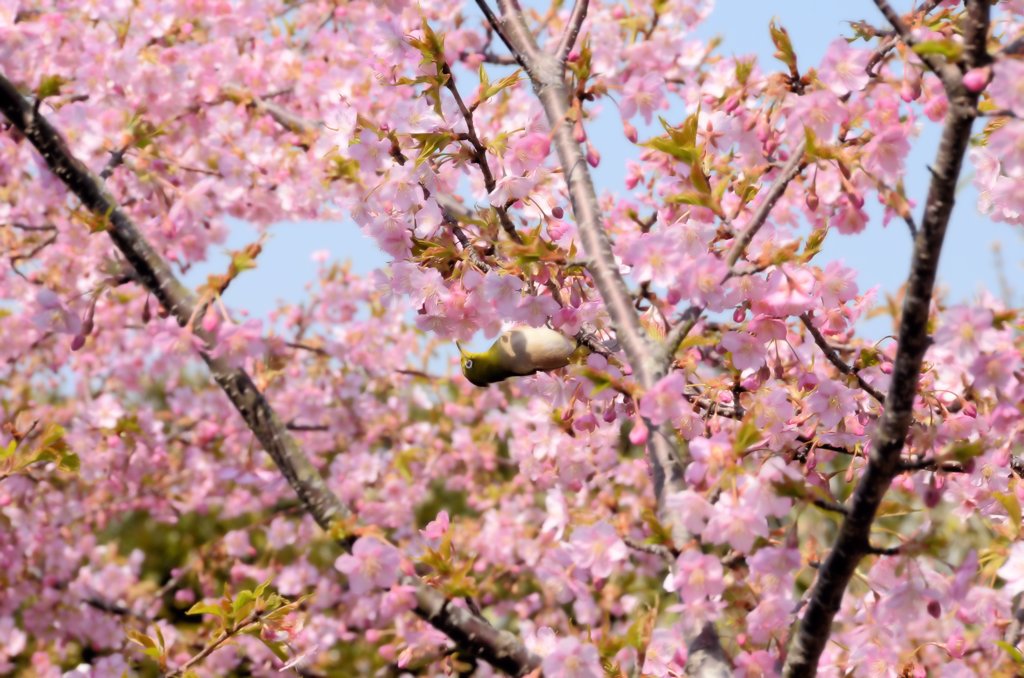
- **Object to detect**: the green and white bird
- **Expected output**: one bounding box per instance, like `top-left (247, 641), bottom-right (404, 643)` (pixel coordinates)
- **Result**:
top-left (457, 327), bottom-right (578, 387)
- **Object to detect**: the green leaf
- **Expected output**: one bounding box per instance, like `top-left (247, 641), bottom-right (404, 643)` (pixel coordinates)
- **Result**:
top-left (948, 440), bottom-right (985, 464)
top-left (994, 492), bottom-right (1022, 538)
top-left (665, 191), bottom-right (723, 217)
top-left (127, 630), bottom-right (156, 649)
top-left (856, 347), bottom-right (881, 369)
top-left (690, 158), bottom-right (710, 195)
top-left (37, 74), bottom-right (69, 100)
top-left (803, 126), bottom-right (839, 161)
top-left (480, 70), bottom-right (521, 104)
top-left (186, 601), bottom-right (228, 619)
top-left (411, 131), bottom-right (455, 167)
top-left (57, 452), bottom-right (80, 473)
top-left (769, 20), bottom-right (797, 72)
top-left (407, 19), bottom-right (446, 65)
top-left (639, 136), bottom-right (698, 164)
top-left (912, 40), bottom-right (963, 61)
top-left (231, 251), bottom-right (257, 272)
top-left (258, 637), bottom-right (290, 661)
top-left (733, 420), bottom-right (761, 454)
top-left (995, 640), bottom-right (1024, 665)
top-left (232, 590), bottom-right (257, 620)
top-left (40, 423), bottom-right (66, 448)
top-left (1, 439), bottom-right (16, 461)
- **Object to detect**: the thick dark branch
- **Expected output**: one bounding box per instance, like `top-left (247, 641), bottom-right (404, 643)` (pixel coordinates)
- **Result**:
top-left (782, 4), bottom-right (989, 675)
top-left (800, 313), bottom-right (885, 404)
top-left (0, 71), bottom-right (539, 677)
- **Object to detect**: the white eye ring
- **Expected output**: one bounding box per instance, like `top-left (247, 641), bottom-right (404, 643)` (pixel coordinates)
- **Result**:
top-left (465, 359), bottom-right (474, 369)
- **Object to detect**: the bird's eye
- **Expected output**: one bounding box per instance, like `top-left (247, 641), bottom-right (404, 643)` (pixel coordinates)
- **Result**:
top-left (465, 359), bottom-right (474, 369)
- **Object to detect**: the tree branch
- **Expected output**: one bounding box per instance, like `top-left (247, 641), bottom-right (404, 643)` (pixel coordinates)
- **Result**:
top-left (800, 313), bottom-right (885, 404)
top-left (440, 61), bottom-right (522, 243)
top-left (663, 143), bottom-right (806, 361)
top-left (782, 3), bottom-right (989, 675)
top-left (0, 71), bottom-right (539, 677)
top-left (554, 0), bottom-right (589, 64)
top-left (482, 1), bottom-right (695, 510)
top-left (871, 0), bottom-right (962, 89)
top-left (473, 1), bottom-right (532, 70)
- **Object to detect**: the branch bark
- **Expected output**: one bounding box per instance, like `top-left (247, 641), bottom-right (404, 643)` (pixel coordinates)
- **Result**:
top-left (799, 313), bottom-right (885, 404)
top-left (554, 0), bottom-right (589, 63)
top-left (0, 71), bottom-right (540, 677)
top-left (781, 3), bottom-right (990, 675)
top-left (477, 1), bottom-right (693, 507)
top-left (871, 0), bottom-right (963, 88)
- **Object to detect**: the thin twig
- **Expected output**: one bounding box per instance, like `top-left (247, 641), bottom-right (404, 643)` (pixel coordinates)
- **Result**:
top-left (812, 498), bottom-right (849, 515)
top-left (473, 0), bottom-right (530, 70)
top-left (165, 610), bottom-right (260, 678)
top-left (663, 143), bottom-right (807, 361)
top-left (440, 62), bottom-right (521, 243)
top-left (623, 536), bottom-right (677, 562)
top-left (800, 313), bottom-right (885, 404)
top-left (872, 0), bottom-right (961, 89)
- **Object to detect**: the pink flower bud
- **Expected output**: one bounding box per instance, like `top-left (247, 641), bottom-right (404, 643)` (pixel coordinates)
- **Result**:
top-left (926, 599), bottom-right (941, 618)
top-left (629, 419), bottom-right (648, 446)
top-left (573, 120), bottom-right (587, 143)
top-left (611, 5), bottom-right (626, 19)
top-left (962, 66), bottom-right (990, 93)
top-left (945, 633), bottom-right (966, 659)
top-left (602, 406), bottom-right (617, 423)
top-left (622, 120), bottom-right (638, 143)
top-left (900, 68), bottom-right (922, 102)
top-left (201, 312), bottom-right (220, 333)
top-left (586, 143), bottom-right (600, 167)
top-left (70, 334), bottom-right (86, 351)
top-left (733, 306), bottom-right (746, 323)
top-left (551, 205), bottom-right (564, 219)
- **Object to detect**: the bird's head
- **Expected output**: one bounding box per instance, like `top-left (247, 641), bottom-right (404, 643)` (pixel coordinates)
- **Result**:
top-left (457, 341), bottom-right (499, 387)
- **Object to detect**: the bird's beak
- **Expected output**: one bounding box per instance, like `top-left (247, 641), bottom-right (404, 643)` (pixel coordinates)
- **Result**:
top-left (455, 341), bottom-right (465, 356)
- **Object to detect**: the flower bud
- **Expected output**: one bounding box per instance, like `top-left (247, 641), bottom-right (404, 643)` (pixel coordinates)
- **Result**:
top-left (962, 66), bottom-right (990, 93)
top-left (629, 419), bottom-right (648, 446)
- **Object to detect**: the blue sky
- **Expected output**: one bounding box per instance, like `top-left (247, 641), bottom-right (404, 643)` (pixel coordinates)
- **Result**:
top-left (191, 1), bottom-right (1021, 343)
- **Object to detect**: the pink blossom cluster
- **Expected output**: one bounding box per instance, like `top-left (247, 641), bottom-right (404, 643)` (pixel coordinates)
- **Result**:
top-left (1, 0), bottom-right (1023, 676)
